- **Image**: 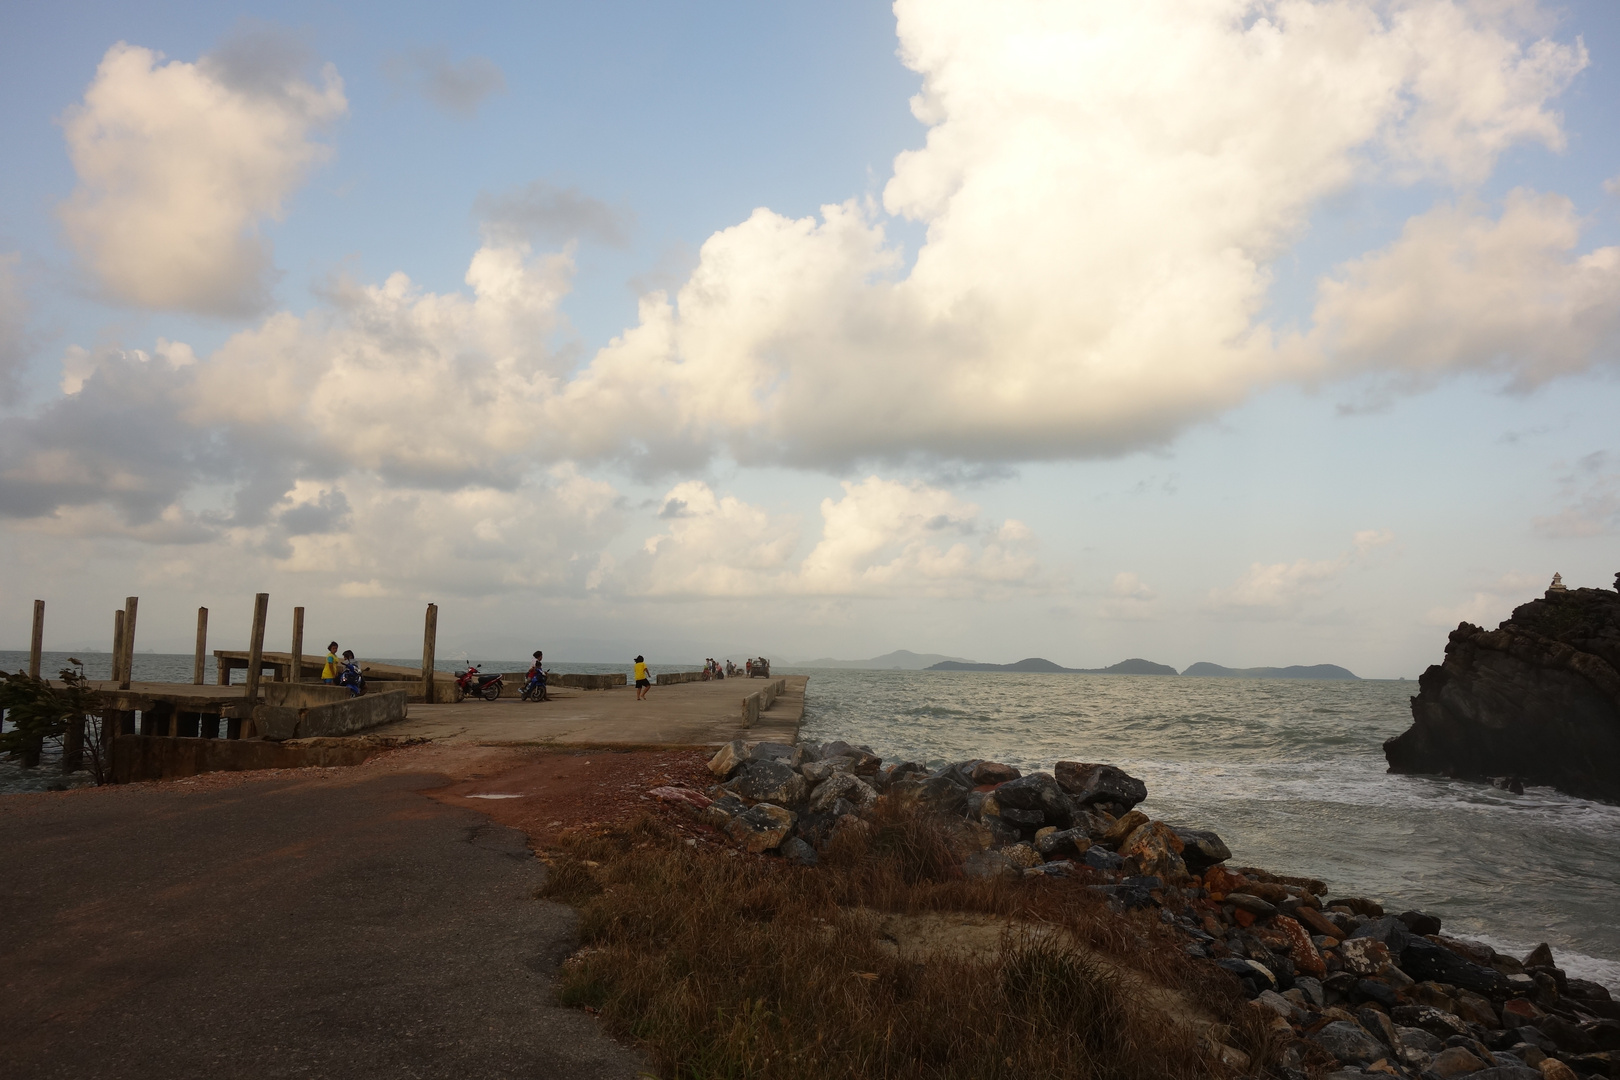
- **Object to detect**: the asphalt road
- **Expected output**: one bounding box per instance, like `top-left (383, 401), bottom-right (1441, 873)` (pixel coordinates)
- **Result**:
top-left (0, 769), bottom-right (648, 1080)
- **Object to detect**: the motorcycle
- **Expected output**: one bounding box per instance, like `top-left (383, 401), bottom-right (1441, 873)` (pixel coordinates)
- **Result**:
top-left (520, 666), bottom-right (549, 702)
top-left (338, 659), bottom-right (366, 696)
top-left (455, 664), bottom-right (504, 701)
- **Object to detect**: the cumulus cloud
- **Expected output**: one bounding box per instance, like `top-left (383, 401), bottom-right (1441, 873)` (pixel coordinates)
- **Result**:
top-left (383, 48), bottom-right (506, 117)
top-left (1207, 529), bottom-right (1393, 618)
top-left (1099, 571), bottom-right (1159, 621)
top-left (58, 37), bottom-right (346, 316)
top-left (547, 0), bottom-right (1590, 471)
top-left (1314, 190), bottom-right (1620, 389)
top-left (475, 180), bottom-right (633, 249)
top-left (622, 476), bottom-right (1042, 599)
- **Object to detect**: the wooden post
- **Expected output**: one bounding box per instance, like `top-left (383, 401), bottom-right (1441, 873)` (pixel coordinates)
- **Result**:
top-left (119, 596), bottom-right (138, 690)
top-left (420, 603), bottom-right (438, 704)
top-left (290, 607), bottom-right (305, 683)
top-left (193, 607), bottom-right (208, 685)
top-left (111, 609), bottom-right (126, 685)
top-left (243, 593), bottom-right (269, 730)
top-left (28, 599), bottom-right (44, 679)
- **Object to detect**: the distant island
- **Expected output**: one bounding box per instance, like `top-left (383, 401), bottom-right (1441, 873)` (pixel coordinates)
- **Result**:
top-left (923, 656), bottom-right (1359, 679)
top-left (1182, 662), bottom-right (1358, 680)
top-left (927, 657), bottom-right (1178, 675)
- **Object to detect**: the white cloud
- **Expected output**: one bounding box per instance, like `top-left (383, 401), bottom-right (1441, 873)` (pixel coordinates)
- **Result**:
top-left (58, 39), bottom-right (346, 315)
top-left (383, 48), bottom-right (506, 117)
top-left (1099, 571), bottom-right (1159, 621)
top-left (1207, 529), bottom-right (1393, 618)
top-left (1314, 190), bottom-right (1620, 388)
top-left (1424, 570), bottom-right (1549, 626)
top-left (550, 0), bottom-right (1588, 471)
top-left (624, 476), bottom-right (1043, 599)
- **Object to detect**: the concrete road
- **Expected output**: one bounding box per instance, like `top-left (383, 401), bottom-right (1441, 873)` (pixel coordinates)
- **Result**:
top-left (373, 675), bottom-right (805, 748)
top-left (0, 769), bottom-right (649, 1080)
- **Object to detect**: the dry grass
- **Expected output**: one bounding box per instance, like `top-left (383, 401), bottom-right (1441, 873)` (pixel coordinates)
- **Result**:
top-left (540, 807), bottom-right (1271, 1079)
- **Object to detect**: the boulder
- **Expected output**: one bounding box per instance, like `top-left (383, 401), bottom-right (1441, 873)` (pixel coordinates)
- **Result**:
top-left (747, 741), bottom-right (802, 769)
top-left (1401, 937), bottom-right (1509, 995)
top-left (999, 806), bottom-right (1046, 828)
top-left (808, 773), bottom-right (878, 814)
top-left (801, 758), bottom-right (854, 784)
top-left (1273, 915), bottom-right (1326, 977)
top-left (726, 803), bottom-right (797, 853)
top-left (1384, 583), bottom-right (1620, 802)
top-left (971, 760), bottom-right (1021, 785)
top-left (1117, 821), bottom-right (1188, 880)
top-left (1523, 943), bottom-right (1555, 969)
top-left (1327, 896), bottom-right (1385, 917)
top-left (1217, 957), bottom-right (1279, 995)
top-left (779, 836), bottom-right (818, 865)
top-left (1337, 938), bottom-right (1392, 976)
top-left (1054, 761), bottom-right (1148, 812)
top-left (1399, 909), bottom-right (1444, 936)
top-left (1348, 915), bottom-right (1411, 956)
top-left (1100, 809), bottom-right (1150, 847)
top-left (1003, 843), bottom-right (1041, 870)
top-left (990, 772), bottom-right (1078, 828)
top-left (707, 739), bottom-right (749, 779)
top-left (1392, 1004), bottom-right (1471, 1040)
top-left (1035, 827), bottom-right (1092, 860)
top-left (884, 776), bottom-right (969, 816)
top-left (1428, 1046), bottom-right (1489, 1078)
top-left (1172, 827), bottom-right (1232, 873)
top-left (1227, 892), bottom-right (1278, 918)
top-left (699, 794), bottom-right (747, 830)
top-left (723, 760), bottom-right (809, 807)
top-left (820, 741), bottom-right (883, 775)
top-left (1313, 1020), bottom-right (1385, 1065)
top-left (936, 760), bottom-right (983, 788)
top-left (1083, 846), bottom-right (1124, 872)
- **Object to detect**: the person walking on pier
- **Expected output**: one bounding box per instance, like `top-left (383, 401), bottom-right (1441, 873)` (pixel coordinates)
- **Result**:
top-left (321, 642), bottom-right (340, 684)
top-left (634, 655), bottom-right (650, 700)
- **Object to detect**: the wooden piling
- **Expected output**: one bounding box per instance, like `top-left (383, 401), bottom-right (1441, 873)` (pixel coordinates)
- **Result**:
top-left (119, 596), bottom-right (138, 691)
top-left (243, 593), bottom-right (269, 731)
top-left (111, 609), bottom-right (126, 685)
top-left (193, 607), bottom-right (208, 685)
top-left (291, 607), bottom-right (305, 684)
top-left (29, 599), bottom-right (44, 679)
top-left (420, 603), bottom-right (438, 704)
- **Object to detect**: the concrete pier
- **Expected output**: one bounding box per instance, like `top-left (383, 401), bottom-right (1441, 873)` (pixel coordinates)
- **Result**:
top-left (367, 675), bottom-right (806, 749)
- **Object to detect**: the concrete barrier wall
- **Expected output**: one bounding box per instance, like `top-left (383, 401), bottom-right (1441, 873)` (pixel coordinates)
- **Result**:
top-left (552, 672), bottom-right (626, 690)
top-left (252, 689), bottom-right (409, 740)
top-left (655, 671), bottom-right (706, 686)
top-left (263, 683), bottom-right (352, 708)
top-left (110, 735), bottom-right (379, 784)
top-left (741, 679), bottom-right (789, 728)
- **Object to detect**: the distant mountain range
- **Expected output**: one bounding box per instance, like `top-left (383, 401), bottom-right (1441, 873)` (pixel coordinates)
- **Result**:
top-left (795, 649), bottom-right (975, 670)
top-left (924, 657), bottom-right (1359, 679)
top-left (928, 657), bottom-right (1178, 675)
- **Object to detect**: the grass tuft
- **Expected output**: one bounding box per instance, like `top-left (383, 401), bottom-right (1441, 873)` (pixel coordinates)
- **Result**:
top-left (540, 814), bottom-right (1268, 1079)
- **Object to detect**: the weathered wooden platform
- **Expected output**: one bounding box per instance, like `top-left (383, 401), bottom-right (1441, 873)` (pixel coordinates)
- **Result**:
top-left (367, 675), bottom-right (806, 749)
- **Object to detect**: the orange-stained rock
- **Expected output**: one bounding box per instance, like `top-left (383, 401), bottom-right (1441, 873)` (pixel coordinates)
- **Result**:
top-left (1233, 907), bottom-right (1256, 928)
top-left (1118, 820), bottom-right (1188, 881)
top-left (1296, 905), bottom-right (1340, 938)
top-left (1205, 864), bottom-right (1247, 896)
top-left (1273, 915), bottom-right (1326, 977)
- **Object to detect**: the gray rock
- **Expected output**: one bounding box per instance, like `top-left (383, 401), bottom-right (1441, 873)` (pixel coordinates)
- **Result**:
top-left (723, 760), bottom-right (809, 807)
top-left (1295, 975), bottom-right (1325, 1009)
top-left (1217, 957), bottom-right (1277, 994)
top-left (1035, 827), bottom-right (1091, 860)
top-left (800, 758), bottom-right (854, 784)
top-left (820, 740), bottom-right (882, 775)
top-left (808, 773), bottom-right (877, 814)
top-left (998, 806), bottom-right (1045, 828)
top-left (706, 739), bottom-right (750, 779)
top-left (990, 772), bottom-right (1078, 828)
top-left (726, 803), bottom-right (797, 853)
top-left (971, 760), bottom-right (1020, 785)
top-left (1083, 847), bottom-right (1124, 871)
top-left (1171, 827), bottom-right (1231, 872)
top-left (1227, 892), bottom-right (1278, 917)
top-left (1053, 761), bottom-right (1148, 811)
top-left (747, 741), bottom-right (802, 768)
top-left (1256, 989), bottom-right (1301, 1020)
top-left (885, 775), bottom-right (968, 816)
top-left (935, 760), bottom-right (983, 789)
top-left (779, 835), bottom-right (818, 865)
top-left (1396, 1026), bottom-right (1443, 1053)
top-left (1397, 909), bottom-right (1443, 936)
top-left (1312, 1020), bottom-right (1385, 1065)
top-left (1348, 913), bottom-right (1411, 955)
top-left (1400, 936), bottom-right (1507, 994)
top-left (1391, 1004), bottom-right (1470, 1040)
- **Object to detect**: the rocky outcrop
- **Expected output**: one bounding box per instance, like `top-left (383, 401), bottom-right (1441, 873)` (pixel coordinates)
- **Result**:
top-left (1385, 576), bottom-right (1620, 803)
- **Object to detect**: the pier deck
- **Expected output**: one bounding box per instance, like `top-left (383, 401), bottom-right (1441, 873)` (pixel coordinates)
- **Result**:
top-left (369, 675), bottom-right (806, 748)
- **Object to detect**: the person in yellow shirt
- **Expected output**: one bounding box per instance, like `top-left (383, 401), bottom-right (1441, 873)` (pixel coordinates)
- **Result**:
top-left (321, 642), bottom-right (340, 684)
top-left (633, 655), bottom-right (650, 700)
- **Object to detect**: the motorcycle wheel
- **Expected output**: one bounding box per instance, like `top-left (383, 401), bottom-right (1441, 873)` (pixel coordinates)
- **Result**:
top-left (482, 682), bottom-right (502, 701)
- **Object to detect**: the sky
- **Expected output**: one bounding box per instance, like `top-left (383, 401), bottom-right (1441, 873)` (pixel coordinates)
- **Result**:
top-left (1, 0), bottom-right (1618, 676)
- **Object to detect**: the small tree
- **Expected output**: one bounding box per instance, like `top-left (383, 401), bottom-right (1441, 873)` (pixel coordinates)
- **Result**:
top-left (0, 662), bottom-right (105, 778)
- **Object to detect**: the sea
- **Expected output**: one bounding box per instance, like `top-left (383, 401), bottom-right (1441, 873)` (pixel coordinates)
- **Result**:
top-left (5, 651), bottom-right (1616, 987)
top-left (789, 666), bottom-right (1620, 988)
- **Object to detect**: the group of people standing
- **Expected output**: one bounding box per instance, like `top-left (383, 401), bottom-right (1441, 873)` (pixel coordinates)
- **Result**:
top-left (319, 642), bottom-right (363, 695)
top-left (701, 658), bottom-right (735, 680)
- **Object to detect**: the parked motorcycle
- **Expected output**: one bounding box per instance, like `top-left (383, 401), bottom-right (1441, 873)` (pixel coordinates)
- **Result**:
top-left (338, 659), bottom-right (366, 697)
top-left (455, 664), bottom-right (504, 701)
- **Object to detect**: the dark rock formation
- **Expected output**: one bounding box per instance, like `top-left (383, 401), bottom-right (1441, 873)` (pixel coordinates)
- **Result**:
top-left (1385, 576), bottom-right (1620, 802)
